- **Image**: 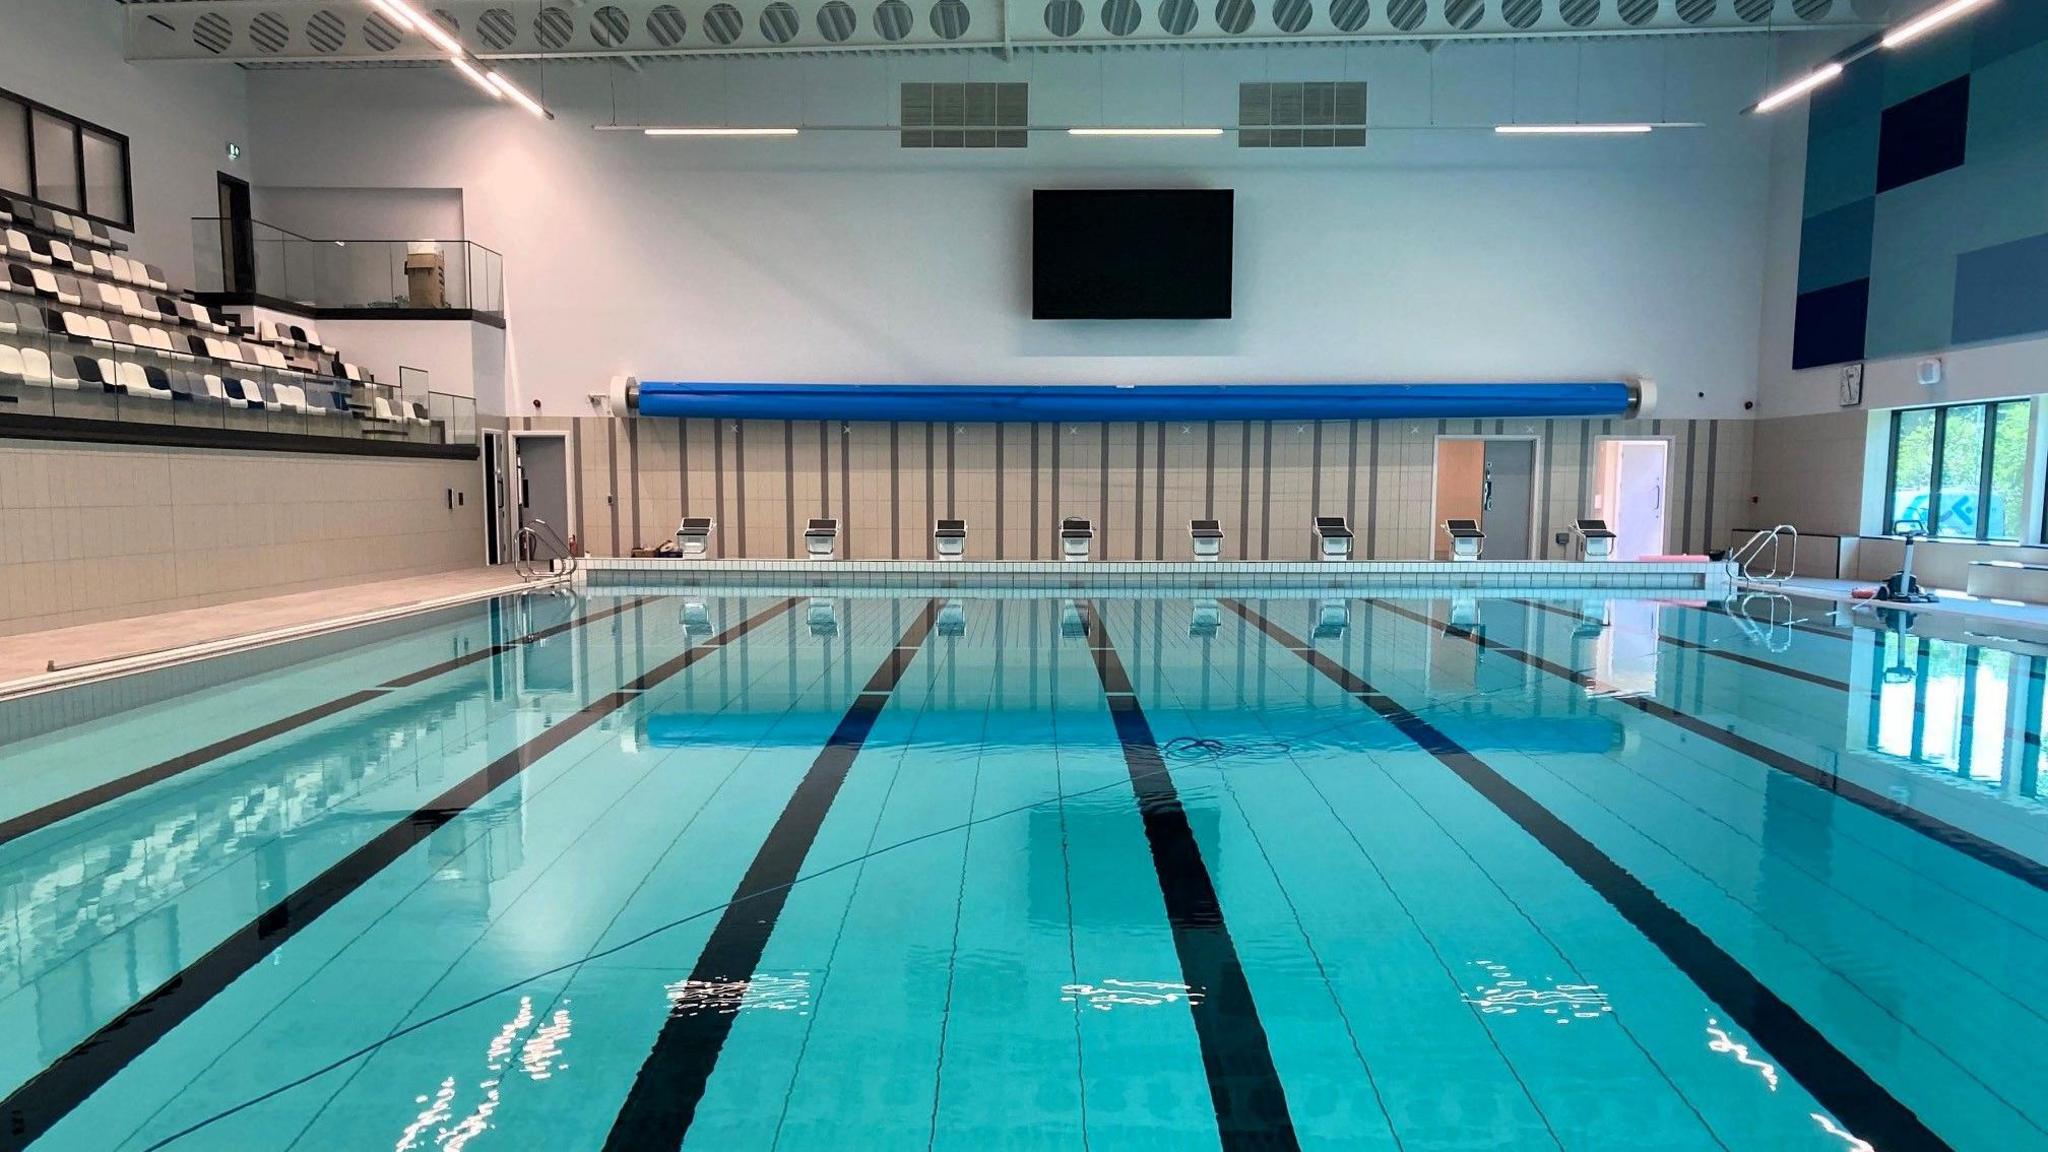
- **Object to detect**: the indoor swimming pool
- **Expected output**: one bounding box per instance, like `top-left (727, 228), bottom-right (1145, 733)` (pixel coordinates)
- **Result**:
top-left (0, 588), bottom-right (2044, 1152)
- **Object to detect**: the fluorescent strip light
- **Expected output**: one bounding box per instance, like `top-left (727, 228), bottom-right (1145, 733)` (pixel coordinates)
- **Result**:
top-left (487, 71), bottom-right (551, 120)
top-left (1494, 123), bottom-right (1654, 135)
top-left (450, 55), bottom-right (500, 99)
top-left (367, 0), bottom-right (416, 30)
top-left (374, 0), bottom-right (465, 54)
top-left (1067, 127), bottom-right (1224, 137)
top-left (1754, 62), bottom-right (1845, 113)
top-left (1883, 0), bottom-right (1994, 48)
top-left (643, 127), bottom-right (802, 137)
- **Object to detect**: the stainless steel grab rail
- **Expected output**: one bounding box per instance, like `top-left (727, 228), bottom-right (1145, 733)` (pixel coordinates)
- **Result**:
top-left (514, 518), bottom-right (577, 582)
top-left (1731, 524), bottom-right (1798, 584)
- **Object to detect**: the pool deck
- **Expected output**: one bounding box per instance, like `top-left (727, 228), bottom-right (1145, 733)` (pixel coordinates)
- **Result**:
top-left (0, 567), bottom-right (534, 693)
top-left (1762, 575), bottom-right (2048, 640)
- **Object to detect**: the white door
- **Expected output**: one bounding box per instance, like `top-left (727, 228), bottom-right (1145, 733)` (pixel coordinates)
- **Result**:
top-left (1613, 441), bottom-right (1668, 560)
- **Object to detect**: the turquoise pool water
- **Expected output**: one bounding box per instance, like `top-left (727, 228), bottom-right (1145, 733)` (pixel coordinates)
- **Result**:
top-left (0, 590), bottom-right (2043, 1151)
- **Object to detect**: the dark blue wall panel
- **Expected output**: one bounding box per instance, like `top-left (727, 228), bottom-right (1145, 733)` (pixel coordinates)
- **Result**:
top-left (1876, 77), bottom-right (1972, 194)
top-left (1793, 279), bottom-right (1870, 370)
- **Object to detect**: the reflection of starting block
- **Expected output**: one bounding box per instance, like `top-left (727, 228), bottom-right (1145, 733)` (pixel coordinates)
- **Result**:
top-left (1060, 599), bottom-right (1089, 637)
top-left (676, 516), bottom-right (714, 559)
top-left (935, 519), bottom-right (967, 561)
top-left (1314, 599), bottom-right (1349, 638)
top-left (1444, 518), bottom-right (1485, 562)
top-left (804, 518), bottom-right (839, 561)
top-left (1447, 597), bottom-right (1480, 629)
top-left (807, 599), bottom-right (838, 636)
top-left (937, 599), bottom-right (967, 636)
top-left (1061, 517), bottom-right (1094, 562)
top-left (1190, 519), bottom-right (1224, 561)
top-left (1313, 516), bottom-right (1353, 562)
top-left (1190, 598), bottom-right (1221, 637)
top-left (681, 601), bottom-right (713, 637)
top-left (1575, 598), bottom-right (1609, 637)
top-left (1571, 518), bottom-right (1617, 562)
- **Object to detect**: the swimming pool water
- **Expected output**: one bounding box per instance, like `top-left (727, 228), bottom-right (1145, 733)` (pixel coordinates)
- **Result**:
top-left (0, 590), bottom-right (2043, 1151)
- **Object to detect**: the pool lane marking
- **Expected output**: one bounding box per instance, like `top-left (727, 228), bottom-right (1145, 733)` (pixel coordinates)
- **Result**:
top-left (1429, 600), bottom-right (2048, 893)
top-left (1226, 599), bottom-right (1955, 1152)
top-left (0, 597), bottom-right (796, 1152)
top-left (0, 596), bottom-right (658, 852)
top-left (1079, 602), bottom-right (1303, 1152)
top-left (602, 600), bottom-right (941, 1152)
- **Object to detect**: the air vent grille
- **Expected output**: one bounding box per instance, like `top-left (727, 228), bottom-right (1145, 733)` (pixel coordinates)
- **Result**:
top-left (1239, 82), bottom-right (1366, 148)
top-left (901, 82), bottom-right (1027, 149)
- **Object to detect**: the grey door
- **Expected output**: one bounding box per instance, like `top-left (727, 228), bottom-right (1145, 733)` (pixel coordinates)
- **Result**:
top-left (515, 435), bottom-right (570, 561)
top-left (1481, 440), bottom-right (1535, 560)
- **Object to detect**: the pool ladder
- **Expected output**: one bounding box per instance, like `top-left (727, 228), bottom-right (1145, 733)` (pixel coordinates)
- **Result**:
top-left (514, 518), bottom-right (578, 583)
top-left (1731, 524), bottom-right (1799, 584)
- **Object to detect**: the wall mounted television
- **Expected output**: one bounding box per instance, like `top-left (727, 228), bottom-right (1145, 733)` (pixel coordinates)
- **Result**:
top-left (1031, 189), bottom-right (1233, 320)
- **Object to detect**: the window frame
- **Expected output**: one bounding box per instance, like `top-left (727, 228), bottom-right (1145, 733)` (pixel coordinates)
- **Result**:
top-left (1883, 399), bottom-right (2030, 543)
top-left (0, 84), bottom-right (132, 229)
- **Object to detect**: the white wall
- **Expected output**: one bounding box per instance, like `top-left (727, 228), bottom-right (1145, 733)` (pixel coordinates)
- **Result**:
top-left (243, 37), bottom-right (1786, 419)
top-left (0, 0), bottom-right (249, 288)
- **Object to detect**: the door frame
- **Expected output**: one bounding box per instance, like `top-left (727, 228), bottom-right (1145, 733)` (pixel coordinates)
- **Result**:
top-left (215, 172), bottom-right (254, 295)
top-left (481, 429), bottom-right (509, 565)
top-left (509, 429), bottom-right (575, 556)
top-left (1593, 435), bottom-right (1676, 559)
top-left (1429, 434), bottom-right (1542, 560)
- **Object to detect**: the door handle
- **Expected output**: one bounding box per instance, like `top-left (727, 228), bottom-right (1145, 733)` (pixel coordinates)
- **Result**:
top-left (1653, 485), bottom-right (1662, 512)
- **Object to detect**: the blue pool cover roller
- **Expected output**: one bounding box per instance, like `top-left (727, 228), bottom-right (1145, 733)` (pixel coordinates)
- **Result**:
top-left (623, 380), bottom-right (1648, 422)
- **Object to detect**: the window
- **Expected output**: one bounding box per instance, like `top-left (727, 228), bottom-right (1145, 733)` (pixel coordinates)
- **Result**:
top-left (1884, 399), bottom-right (2032, 541)
top-left (0, 86), bottom-right (132, 228)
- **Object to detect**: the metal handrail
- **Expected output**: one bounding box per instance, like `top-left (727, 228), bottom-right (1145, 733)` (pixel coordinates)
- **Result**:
top-left (1731, 524), bottom-right (1798, 584)
top-left (513, 518), bottom-right (577, 583)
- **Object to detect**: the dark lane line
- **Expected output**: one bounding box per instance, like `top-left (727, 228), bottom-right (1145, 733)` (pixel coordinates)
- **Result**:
top-left (1082, 602), bottom-right (1301, 1152)
top-left (0, 597), bottom-right (794, 1152)
top-left (603, 600), bottom-right (940, 1151)
top-left (1515, 599), bottom-right (1853, 692)
top-left (0, 596), bottom-right (655, 852)
top-left (1226, 599), bottom-right (1953, 1152)
top-left (1384, 599), bottom-right (2048, 893)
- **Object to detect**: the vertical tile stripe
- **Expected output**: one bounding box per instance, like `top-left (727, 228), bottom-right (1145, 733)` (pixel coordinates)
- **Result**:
top-left (626, 418), bottom-right (641, 552)
top-left (1099, 424), bottom-right (1111, 560)
top-left (733, 422), bottom-right (748, 559)
top-left (1031, 423), bottom-right (1042, 561)
top-left (889, 421), bottom-right (901, 560)
top-left (1259, 421), bottom-right (1273, 560)
top-left (1681, 421), bottom-right (1699, 553)
top-left (996, 425), bottom-right (1007, 560)
top-left (1703, 421), bottom-right (1719, 555)
top-left (1538, 418), bottom-right (1554, 558)
top-left (1238, 423), bottom-right (1252, 560)
top-left (1134, 422), bottom-right (1147, 560)
top-left (1154, 423), bottom-right (1167, 561)
top-left (925, 422), bottom-right (936, 560)
top-left (839, 423), bottom-right (852, 559)
top-left (1365, 421), bottom-right (1381, 560)
top-left (783, 421), bottom-right (796, 559)
top-left (712, 421), bottom-right (727, 557)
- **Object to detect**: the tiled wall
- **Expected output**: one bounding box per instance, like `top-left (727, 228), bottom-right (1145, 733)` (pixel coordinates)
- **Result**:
top-left (550, 415), bottom-right (1751, 563)
top-left (1792, 4), bottom-right (2048, 368)
top-left (0, 439), bottom-right (482, 635)
top-left (1747, 410), bottom-right (1870, 537)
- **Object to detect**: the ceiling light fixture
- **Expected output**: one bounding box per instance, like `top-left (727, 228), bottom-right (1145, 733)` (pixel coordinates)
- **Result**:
top-left (1494, 123), bottom-right (1655, 135)
top-left (487, 70), bottom-right (553, 120)
top-left (450, 55), bottom-right (501, 99)
top-left (1882, 0), bottom-right (1995, 48)
top-left (378, 0), bottom-right (464, 54)
top-left (1067, 127), bottom-right (1224, 137)
top-left (1753, 62), bottom-right (1845, 113)
top-left (368, 0), bottom-right (416, 30)
top-left (643, 127), bottom-right (802, 137)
